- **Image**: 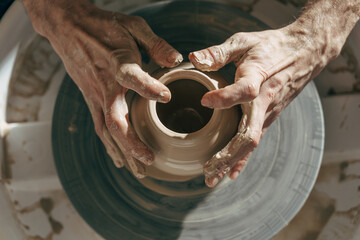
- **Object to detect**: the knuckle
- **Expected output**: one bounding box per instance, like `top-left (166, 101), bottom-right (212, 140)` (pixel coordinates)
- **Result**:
top-left (119, 16), bottom-right (132, 27)
top-left (246, 134), bottom-right (260, 149)
top-left (122, 15), bottom-right (145, 27)
top-left (243, 130), bottom-right (260, 149)
top-left (266, 88), bottom-right (276, 102)
top-left (256, 66), bottom-right (269, 82)
top-left (211, 46), bottom-right (227, 65)
top-left (130, 15), bottom-right (146, 25)
top-left (246, 83), bottom-right (259, 99)
top-left (232, 32), bottom-right (244, 40)
top-left (149, 37), bottom-right (167, 55)
top-left (231, 32), bottom-right (252, 46)
top-left (271, 76), bottom-right (283, 87)
top-left (249, 136), bottom-right (259, 148)
top-left (109, 51), bottom-right (119, 64)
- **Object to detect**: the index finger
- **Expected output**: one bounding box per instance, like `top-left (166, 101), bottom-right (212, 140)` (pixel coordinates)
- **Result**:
top-left (189, 32), bottom-right (253, 72)
top-left (123, 16), bottom-right (183, 68)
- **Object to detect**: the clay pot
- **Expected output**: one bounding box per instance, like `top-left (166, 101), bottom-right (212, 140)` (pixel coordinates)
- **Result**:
top-left (130, 63), bottom-right (240, 182)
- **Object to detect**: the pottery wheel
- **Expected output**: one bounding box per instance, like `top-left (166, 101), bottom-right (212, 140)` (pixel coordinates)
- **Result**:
top-left (52, 2), bottom-right (324, 240)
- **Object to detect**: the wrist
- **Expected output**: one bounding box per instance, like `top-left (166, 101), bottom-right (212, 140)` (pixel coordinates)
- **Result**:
top-left (288, 0), bottom-right (359, 61)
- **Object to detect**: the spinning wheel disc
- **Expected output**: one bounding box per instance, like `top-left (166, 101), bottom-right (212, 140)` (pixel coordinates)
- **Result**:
top-left (52, 2), bottom-right (324, 239)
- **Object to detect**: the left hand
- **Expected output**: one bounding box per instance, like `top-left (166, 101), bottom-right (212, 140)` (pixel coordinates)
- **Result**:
top-left (189, 22), bottom-right (342, 187)
top-left (22, 0), bottom-right (183, 178)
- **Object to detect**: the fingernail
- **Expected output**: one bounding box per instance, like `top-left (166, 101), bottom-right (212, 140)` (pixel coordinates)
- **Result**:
top-left (132, 148), bottom-right (154, 166)
top-left (201, 97), bottom-right (213, 108)
top-left (211, 177), bottom-right (219, 186)
top-left (158, 91), bottom-right (171, 103)
top-left (205, 177), bottom-right (212, 187)
top-left (167, 53), bottom-right (183, 65)
top-left (135, 173), bottom-right (146, 179)
top-left (114, 160), bottom-right (124, 168)
top-left (128, 157), bottom-right (147, 179)
top-left (137, 155), bottom-right (153, 166)
top-left (232, 171), bottom-right (240, 179)
top-left (144, 153), bottom-right (155, 166)
top-left (113, 160), bottom-right (120, 168)
top-left (206, 176), bottom-right (218, 187)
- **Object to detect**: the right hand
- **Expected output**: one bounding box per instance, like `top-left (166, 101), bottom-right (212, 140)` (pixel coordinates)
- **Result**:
top-left (23, 0), bottom-right (183, 178)
top-left (189, 21), bottom-right (342, 187)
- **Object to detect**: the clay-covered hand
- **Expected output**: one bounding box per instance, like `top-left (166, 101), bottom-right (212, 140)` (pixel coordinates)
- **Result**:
top-left (22, 0), bottom-right (183, 178)
top-left (189, 0), bottom-right (359, 187)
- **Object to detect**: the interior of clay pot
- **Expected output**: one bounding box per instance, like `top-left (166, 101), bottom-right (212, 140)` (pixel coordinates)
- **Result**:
top-left (156, 79), bottom-right (213, 133)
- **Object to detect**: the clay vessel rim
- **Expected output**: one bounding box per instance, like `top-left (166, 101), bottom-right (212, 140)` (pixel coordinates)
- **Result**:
top-left (148, 68), bottom-right (220, 138)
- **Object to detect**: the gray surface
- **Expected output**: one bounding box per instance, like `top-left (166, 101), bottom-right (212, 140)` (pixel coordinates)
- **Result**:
top-left (52, 1), bottom-right (324, 239)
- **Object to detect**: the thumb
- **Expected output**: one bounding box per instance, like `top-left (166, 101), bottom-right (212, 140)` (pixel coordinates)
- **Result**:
top-left (189, 33), bottom-right (252, 71)
top-left (204, 102), bottom-right (265, 187)
top-left (201, 63), bottom-right (267, 108)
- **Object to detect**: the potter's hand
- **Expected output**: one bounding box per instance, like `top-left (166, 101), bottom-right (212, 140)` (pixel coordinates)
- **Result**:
top-left (189, 0), bottom-right (359, 187)
top-left (22, 0), bottom-right (183, 178)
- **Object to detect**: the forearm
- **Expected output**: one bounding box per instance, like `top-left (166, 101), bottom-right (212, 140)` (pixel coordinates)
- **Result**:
top-left (289, 0), bottom-right (360, 60)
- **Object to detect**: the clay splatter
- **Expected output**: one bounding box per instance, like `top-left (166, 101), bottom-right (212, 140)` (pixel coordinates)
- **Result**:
top-left (18, 197), bottom-right (63, 240)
